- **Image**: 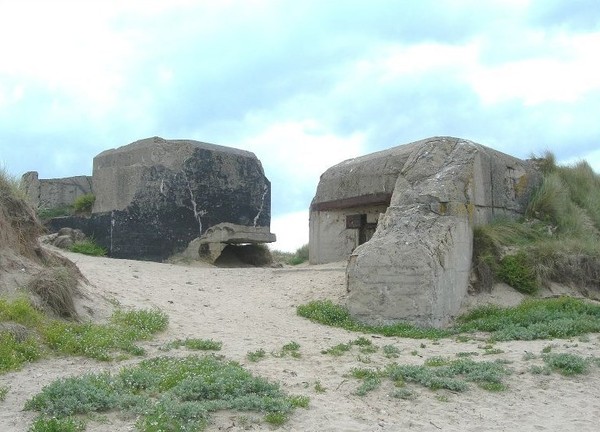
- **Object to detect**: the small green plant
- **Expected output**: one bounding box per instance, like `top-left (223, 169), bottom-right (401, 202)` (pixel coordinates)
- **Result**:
top-left (543, 353), bottom-right (589, 375)
top-left (29, 416), bottom-right (85, 432)
top-left (522, 352), bottom-right (537, 361)
top-left (37, 206), bottom-right (73, 220)
top-left (456, 352), bottom-right (479, 358)
top-left (72, 193), bottom-right (95, 214)
top-left (264, 412), bottom-right (288, 426)
top-left (530, 365), bottom-right (552, 375)
top-left (542, 345), bottom-right (553, 353)
top-left (247, 348), bottom-right (266, 362)
top-left (314, 381), bottom-right (327, 393)
top-left (321, 342), bottom-right (352, 356)
top-left (0, 385), bottom-right (9, 401)
top-left (288, 395), bottom-right (310, 408)
top-left (483, 348), bottom-right (505, 356)
top-left (162, 338), bottom-right (222, 351)
top-left (0, 332), bottom-right (42, 373)
top-left (274, 341), bottom-right (301, 358)
top-left (436, 394), bottom-right (450, 402)
top-left (391, 387), bottom-right (416, 400)
top-left (383, 344), bottom-right (401, 358)
top-left (69, 239), bottom-right (107, 256)
top-left (288, 244), bottom-right (309, 265)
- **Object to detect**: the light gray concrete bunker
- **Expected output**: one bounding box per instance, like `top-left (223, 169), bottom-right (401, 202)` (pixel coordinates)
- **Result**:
top-left (21, 171), bottom-right (92, 210)
top-left (311, 137), bottom-right (541, 327)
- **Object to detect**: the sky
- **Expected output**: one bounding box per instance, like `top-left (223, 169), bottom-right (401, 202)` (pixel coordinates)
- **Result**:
top-left (1, 0), bottom-right (599, 252)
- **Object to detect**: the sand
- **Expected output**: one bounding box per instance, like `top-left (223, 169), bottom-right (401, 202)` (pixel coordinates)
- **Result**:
top-left (2, 250), bottom-right (600, 431)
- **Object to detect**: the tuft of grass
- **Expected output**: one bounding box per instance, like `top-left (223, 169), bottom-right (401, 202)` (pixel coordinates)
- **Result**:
top-left (69, 239), bottom-right (107, 257)
top-left (270, 244), bottom-right (309, 265)
top-left (29, 416), bottom-right (85, 432)
top-left (26, 355), bottom-right (299, 431)
top-left (0, 385), bottom-right (9, 401)
top-left (298, 300), bottom-right (450, 339)
top-left (314, 381), bottom-right (327, 393)
top-left (497, 252), bottom-right (538, 294)
top-left (27, 267), bottom-right (80, 320)
top-left (274, 341), bottom-right (301, 358)
top-left (162, 338), bottom-right (222, 352)
top-left (37, 206), bottom-right (74, 220)
top-left (246, 348), bottom-right (266, 362)
top-left (0, 332), bottom-right (42, 373)
top-left (72, 193), bottom-right (95, 214)
top-left (383, 344), bottom-right (401, 358)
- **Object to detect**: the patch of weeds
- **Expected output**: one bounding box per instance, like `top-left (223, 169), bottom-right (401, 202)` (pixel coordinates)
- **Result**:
top-left (163, 338), bottom-right (222, 352)
top-left (455, 335), bottom-right (471, 342)
top-left (420, 343), bottom-right (427, 349)
top-left (530, 365), bottom-right (552, 375)
top-left (321, 342), bottom-right (352, 356)
top-left (391, 387), bottom-right (416, 400)
top-left (42, 308), bottom-right (168, 361)
top-left (543, 353), bottom-right (589, 375)
top-left (383, 358), bottom-right (510, 392)
top-left (579, 335), bottom-right (590, 343)
top-left (288, 395), bottom-right (310, 408)
top-left (264, 412), bottom-right (288, 426)
top-left (542, 345), bottom-right (553, 353)
top-left (72, 193), bottom-right (95, 214)
top-left (29, 416), bottom-right (85, 432)
top-left (457, 297), bottom-right (600, 341)
top-left (246, 348), bottom-right (266, 362)
top-left (27, 355), bottom-right (299, 430)
top-left (383, 345), bottom-right (400, 358)
top-left (436, 394), bottom-right (450, 402)
top-left (483, 348), bottom-right (505, 355)
top-left (350, 368), bottom-right (382, 396)
top-left (0, 332), bottom-right (42, 373)
top-left (497, 252), bottom-right (538, 294)
top-left (37, 206), bottom-right (73, 220)
top-left (410, 350), bottom-right (419, 356)
top-left (0, 385), bottom-right (9, 401)
top-left (456, 352), bottom-right (479, 358)
top-left (424, 356), bottom-right (451, 367)
top-left (522, 352), bottom-right (537, 361)
top-left (314, 381), bottom-right (326, 393)
top-left (297, 300), bottom-right (451, 339)
top-left (69, 239), bottom-right (107, 257)
top-left (274, 341), bottom-right (301, 358)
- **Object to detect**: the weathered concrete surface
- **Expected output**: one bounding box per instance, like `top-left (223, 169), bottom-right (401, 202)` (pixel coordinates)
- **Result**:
top-left (187, 222), bottom-right (276, 262)
top-left (318, 137), bottom-right (541, 327)
top-left (21, 171), bottom-right (92, 209)
top-left (89, 137), bottom-right (273, 261)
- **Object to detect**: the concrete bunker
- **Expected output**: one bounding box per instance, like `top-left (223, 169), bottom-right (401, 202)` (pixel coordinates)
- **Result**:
top-left (24, 137), bottom-right (276, 262)
top-left (311, 137), bottom-right (541, 327)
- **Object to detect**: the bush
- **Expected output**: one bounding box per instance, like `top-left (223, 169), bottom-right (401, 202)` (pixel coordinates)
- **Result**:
top-left (69, 239), bottom-right (107, 256)
top-left (497, 252), bottom-right (538, 294)
top-left (72, 194), bottom-right (95, 214)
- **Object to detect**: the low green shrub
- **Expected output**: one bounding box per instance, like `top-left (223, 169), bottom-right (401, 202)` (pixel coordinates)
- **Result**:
top-left (69, 239), bottom-right (107, 257)
top-left (163, 338), bottom-right (222, 351)
top-left (497, 252), bottom-right (538, 294)
top-left (29, 416), bottom-right (85, 432)
top-left (246, 348), bottom-right (266, 362)
top-left (543, 353), bottom-right (589, 375)
top-left (37, 206), bottom-right (73, 220)
top-left (72, 194), bottom-right (95, 214)
top-left (0, 332), bottom-right (42, 373)
top-left (0, 385), bottom-right (8, 401)
top-left (26, 355), bottom-right (304, 431)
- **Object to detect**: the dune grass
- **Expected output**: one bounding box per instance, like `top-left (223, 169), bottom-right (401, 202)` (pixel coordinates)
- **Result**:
top-left (298, 297), bottom-right (600, 341)
top-left (69, 239), bottom-right (107, 257)
top-left (473, 155), bottom-right (600, 294)
top-left (0, 297), bottom-right (168, 372)
top-left (270, 244), bottom-right (309, 265)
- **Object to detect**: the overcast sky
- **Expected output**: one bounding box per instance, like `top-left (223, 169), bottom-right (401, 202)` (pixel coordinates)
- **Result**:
top-left (1, 0), bottom-right (599, 251)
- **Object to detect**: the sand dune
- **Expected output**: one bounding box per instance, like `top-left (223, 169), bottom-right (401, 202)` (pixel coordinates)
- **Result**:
top-left (2, 251), bottom-right (600, 431)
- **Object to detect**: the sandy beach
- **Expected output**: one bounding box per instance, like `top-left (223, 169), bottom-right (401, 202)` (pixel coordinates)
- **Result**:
top-left (1, 250), bottom-right (600, 432)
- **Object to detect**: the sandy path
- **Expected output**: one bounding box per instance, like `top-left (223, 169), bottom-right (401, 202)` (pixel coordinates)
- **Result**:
top-left (1, 251), bottom-right (600, 431)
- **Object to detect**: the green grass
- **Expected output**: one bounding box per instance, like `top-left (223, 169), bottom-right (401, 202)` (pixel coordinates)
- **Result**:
top-left (270, 244), bottom-right (309, 265)
top-left (246, 348), bottom-right (266, 362)
top-left (69, 239), bottom-right (107, 257)
top-left (542, 353), bottom-right (590, 375)
top-left (72, 193), bottom-right (95, 214)
top-left (0, 297), bottom-right (168, 371)
top-left (26, 355), bottom-right (306, 431)
top-left (0, 385), bottom-right (9, 401)
top-left (29, 416), bottom-right (85, 432)
top-left (37, 206), bottom-right (74, 220)
top-left (162, 338), bottom-right (222, 352)
top-left (298, 297), bottom-right (600, 342)
top-left (348, 358), bottom-right (511, 396)
top-left (473, 155), bottom-right (600, 293)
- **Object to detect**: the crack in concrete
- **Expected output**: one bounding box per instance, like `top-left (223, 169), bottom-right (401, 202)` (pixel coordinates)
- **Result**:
top-left (253, 184), bottom-right (268, 227)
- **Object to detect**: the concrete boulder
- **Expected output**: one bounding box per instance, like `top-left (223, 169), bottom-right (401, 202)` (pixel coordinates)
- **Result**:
top-left (315, 137), bottom-right (541, 328)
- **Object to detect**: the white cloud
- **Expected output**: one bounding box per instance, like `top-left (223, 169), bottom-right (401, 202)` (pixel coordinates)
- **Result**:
top-left (471, 32), bottom-right (600, 105)
top-left (270, 210), bottom-right (309, 252)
